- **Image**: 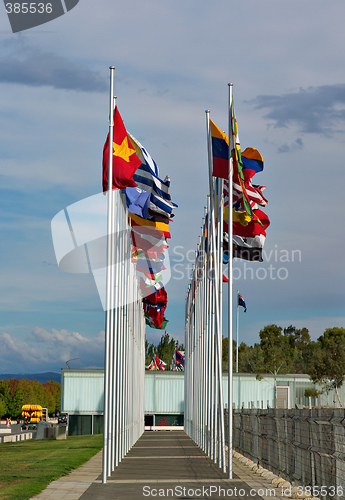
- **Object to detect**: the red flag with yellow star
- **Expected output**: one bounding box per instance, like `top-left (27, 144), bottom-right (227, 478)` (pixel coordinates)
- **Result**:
top-left (102, 107), bottom-right (142, 191)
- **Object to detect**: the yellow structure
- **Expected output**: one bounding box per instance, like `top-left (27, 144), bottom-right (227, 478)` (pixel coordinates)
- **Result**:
top-left (21, 405), bottom-right (43, 425)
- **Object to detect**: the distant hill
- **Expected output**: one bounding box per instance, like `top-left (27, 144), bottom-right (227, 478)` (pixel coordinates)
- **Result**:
top-left (0, 372), bottom-right (61, 383)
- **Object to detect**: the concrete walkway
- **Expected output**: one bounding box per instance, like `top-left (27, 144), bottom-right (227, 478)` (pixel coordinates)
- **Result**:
top-left (31, 431), bottom-right (290, 500)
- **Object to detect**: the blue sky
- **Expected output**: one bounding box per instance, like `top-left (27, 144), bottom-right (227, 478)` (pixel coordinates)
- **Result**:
top-left (0, 0), bottom-right (345, 373)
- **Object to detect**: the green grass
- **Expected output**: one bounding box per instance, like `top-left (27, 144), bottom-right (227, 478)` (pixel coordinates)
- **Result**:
top-left (0, 434), bottom-right (103, 500)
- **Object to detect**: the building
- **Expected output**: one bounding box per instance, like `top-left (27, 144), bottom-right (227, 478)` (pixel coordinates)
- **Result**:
top-left (61, 369), bottom-right (342, 435)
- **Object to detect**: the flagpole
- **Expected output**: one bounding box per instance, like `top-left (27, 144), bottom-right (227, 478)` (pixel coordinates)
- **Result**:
top-left (227, 83), bottom-right (234, 479)
top-left (236, 290), bottom-right (239, 373)
top-left (103, 66), bottom-right (116, 484)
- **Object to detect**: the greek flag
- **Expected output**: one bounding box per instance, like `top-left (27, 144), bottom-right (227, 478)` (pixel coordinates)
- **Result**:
top-left (128, 133), bottom-right (177, 217)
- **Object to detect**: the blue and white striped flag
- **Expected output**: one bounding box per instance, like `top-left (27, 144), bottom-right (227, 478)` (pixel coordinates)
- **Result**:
top-left (128, 133), bottom-right (177, 217)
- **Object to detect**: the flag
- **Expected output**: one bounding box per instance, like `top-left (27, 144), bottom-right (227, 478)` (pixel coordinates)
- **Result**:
top-left (241, 147), bottom-right (264, 181)
top-left (134, 162), bottom-right (174, 204)
top-left (128, 133), bottom-right (177, 217)
top-left (230, 105), bottom-right (257, 222)
top-left (224, 207), bottom-right (270, 239)
top-left (143, 287), bottom-right (168, 306)
top-left (233, 234), bottom-right (265, 262)
top-left (145, 316), bottom-right (169, 330)
top-left (121, 135), bottom-right (176, 335)
top-left (146, 359), bottom-right (157, 370)
top-left (128, 133), bottom-right (159, 176)
top-left (238, 292), bottom-right (247, 312)
top-left (224, 171), bottom-right (267, 213)
top-left (139, 271), bottom-right (164, 288)
top-left (134, 247), bottom-right (165, 262)
top-left (135, 256), bottom-right (165, 275)
top-left (143, 301), bottom-right (166, 319)
top-left (131, 231), bottom-right (169, 253)
top-left (124, 187), bottom-right (151, 219)
top-left (102, 107), bottom-right (141, 191)
top-left (129, 213), bottom-right (171, 239)
top-left (223, 231), bottom-right (265, 262)
top-left (210, 116), bottom-right (261, 225)
top-left (175, 350), bottom-right (185, 366)
top-left (132, 249), bottom-right (166, 277)
top-left (210, 119), bottom-right (229, 179)
top-left (141, 279), bottom-right (165, 296)
top-left (147, 208), bottom-right (172, 225)
top-left (233, 180), bottom-right (268, 208)
top-left (233, 148), bottom-right (267, 208)
top-left (232, 207), bottom-right (270, 238)
top-left (154, 354), bottom-right (167, 370)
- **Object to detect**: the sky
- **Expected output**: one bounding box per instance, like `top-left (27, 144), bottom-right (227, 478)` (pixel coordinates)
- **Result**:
top-left (1, 0), bottom-right (345, 373)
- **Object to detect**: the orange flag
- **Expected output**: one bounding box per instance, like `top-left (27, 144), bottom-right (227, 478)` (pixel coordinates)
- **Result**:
top-left (102, 107), bottom-right (141, 191)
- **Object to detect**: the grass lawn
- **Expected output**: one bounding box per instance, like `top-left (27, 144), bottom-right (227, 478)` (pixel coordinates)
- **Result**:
top-left (0, 434), bottom-right (103, 500)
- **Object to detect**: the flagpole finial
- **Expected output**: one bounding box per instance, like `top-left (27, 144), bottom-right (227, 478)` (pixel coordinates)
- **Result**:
top-left (109, 66), bottom-right (115, 70)
top-left (228, 83), bottom-right (233, 87)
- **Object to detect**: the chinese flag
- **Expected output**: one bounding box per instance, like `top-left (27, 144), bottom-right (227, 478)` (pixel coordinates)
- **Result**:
top-left (102, 107), bottom-right (141, 191)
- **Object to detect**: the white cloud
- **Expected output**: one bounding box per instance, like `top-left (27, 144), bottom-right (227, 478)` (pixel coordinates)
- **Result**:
top-left (0, 328), bottom-right (105, 373)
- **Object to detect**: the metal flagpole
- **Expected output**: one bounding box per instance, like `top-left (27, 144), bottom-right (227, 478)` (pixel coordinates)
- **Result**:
top-left (217, 177), bottom-right (226, 472)
top-left (119, 206), bottom-right (125, 462)
top-left (103, 66), bottom-right (116, 484)
top-left (203, 210), bottom-right (211, 457)
top-left (206, 197), bottom-right (215, 461)
top-left (107, 187), bottom-right (117, 476)
top-left (112, 196), bottom-right (120, 470)
top-left (227, 83), bottom-right (234, 479)
top-left (236, 290), bottom-right (239, 373)
top-left (114, 201), bottom-right (121, 467)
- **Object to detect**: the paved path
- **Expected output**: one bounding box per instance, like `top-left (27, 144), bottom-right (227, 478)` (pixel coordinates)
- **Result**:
top-left (32, 431), bottom-right (289, 500)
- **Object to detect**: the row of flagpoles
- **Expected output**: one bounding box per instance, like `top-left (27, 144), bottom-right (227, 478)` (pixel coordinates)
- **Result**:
top-left (102, 188), bottom-right (146, 482)
top-left (102, 68), bottom-right (146, 482)
top-left (185, 84), bottom-right (270, 478)
top-left (184, 192), bottom-right (227, 472)
top-left (102, 67), bottom-right (178, 482)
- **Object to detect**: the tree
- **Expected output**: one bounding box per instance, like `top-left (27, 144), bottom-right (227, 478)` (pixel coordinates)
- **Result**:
top-left (283, 325), bottom-right (316, 373)
top-left (237, 342), bottom-right (265, 374)
top-left (308, 327), bottom-right (345, 406)
top-left (0, 396), bottom-right (7, 419)
top-left (145, 333), bottom-right (184, 370)
top-left (259, 324), bottom-right (293, 382)
top-left (284, 325), bottom-right (311, 349)
top-left (0, 380), bottom-right (11, 413)
top-left (8, 385), bottom-right (25, 417)
top-left (145, 340), bottom-right (156, 367)
top-left (221, 337), bottom-right (237, 372)
top-left (43, 381), bottom-right (61, 414)
top-left (156, 332), bottom-right (181, 369)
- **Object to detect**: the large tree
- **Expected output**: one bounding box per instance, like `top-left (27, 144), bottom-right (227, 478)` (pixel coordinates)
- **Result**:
top-left (283, 325), bottom-right (316, 373)
top-left (146, 333), bottom-right (184, 370)
top-left (308, 327), bottom-right (345, 406)
top-left (259, 324), bottom-right (293, 381)
top-left (237, 342), bottom-right (266, 374)
top-left (0, 396), bottom-right (7, 419)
